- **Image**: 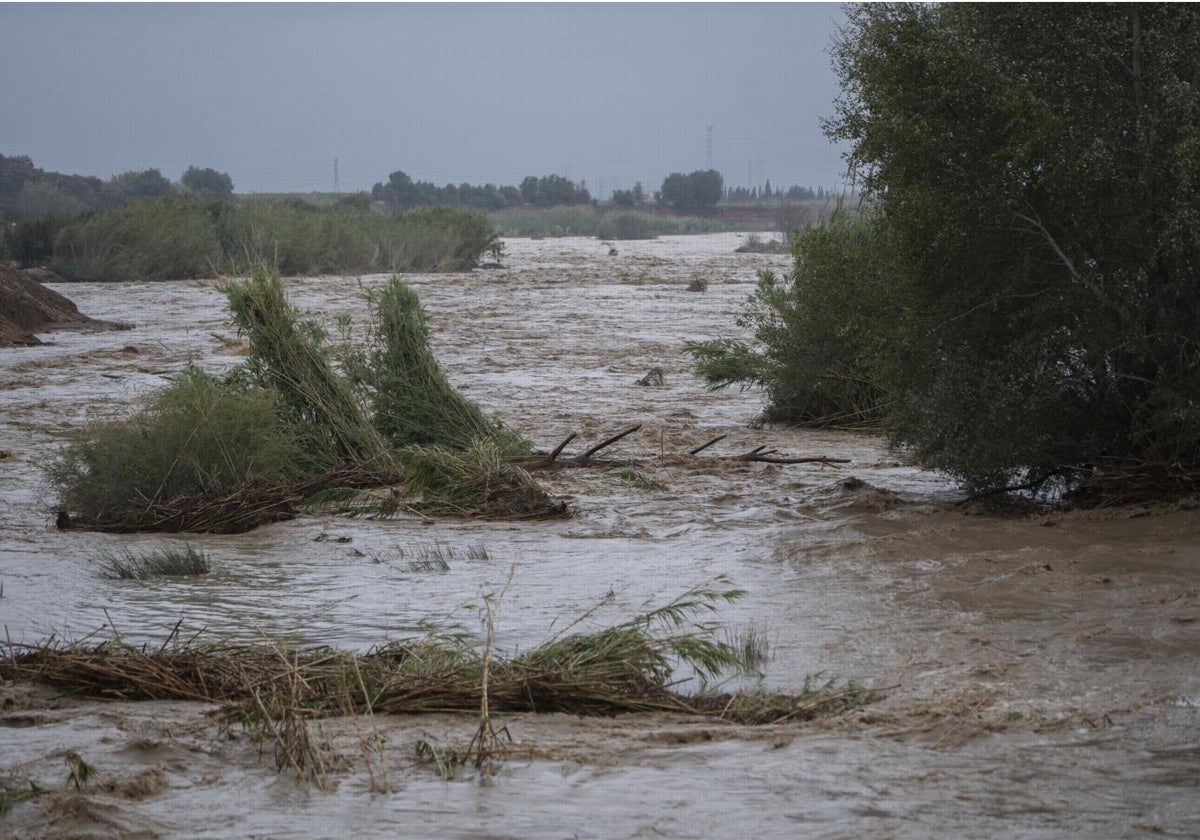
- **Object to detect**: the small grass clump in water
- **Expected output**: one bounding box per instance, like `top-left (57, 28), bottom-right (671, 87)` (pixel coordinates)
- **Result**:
top-left (97, 545), bottom-right (211, 580)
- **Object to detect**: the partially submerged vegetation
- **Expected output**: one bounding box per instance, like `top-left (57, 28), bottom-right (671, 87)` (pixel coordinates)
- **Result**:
top-left (48, 268), bottom-right (558, 532)
top-left (687, 209), bottom-right (890, 430)
top-left (0, 583), bottom-right (876, 729)
top-left (97, 545), bottom-right (211, 580)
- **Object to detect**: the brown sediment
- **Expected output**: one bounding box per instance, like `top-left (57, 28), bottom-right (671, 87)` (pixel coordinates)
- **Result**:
top-left (0, 266), bottom-right (131, 347)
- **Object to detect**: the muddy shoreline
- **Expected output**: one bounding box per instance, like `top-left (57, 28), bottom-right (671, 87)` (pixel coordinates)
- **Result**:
top-left (1, 234), bottom-right (1197, 838)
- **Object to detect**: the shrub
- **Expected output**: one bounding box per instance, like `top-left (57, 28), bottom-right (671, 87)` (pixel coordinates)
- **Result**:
top-left (52, 194), bottom-right (221, 281)
top-left (686, 209), bottom-right (893, 428)
top-left (47, 367), bottom-right (305, 525)
top-left (598, 213), bottom-right (654, 240)
top-left (826, 4), bottom-right (1200, 494)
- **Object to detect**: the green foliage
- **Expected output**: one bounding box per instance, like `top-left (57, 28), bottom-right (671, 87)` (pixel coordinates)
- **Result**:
top-left (48, 194), bottom-right (499, 280)
top-left (823, 4), bottom-right (1200, 493)
top-left (46, 366), bottom-right (305, 523)
top-left (519, 173), bottom-right (591, 207)
top-left (596, 212), bottom-right (654, 240)
top-left (398, 438), bottom-right (561, 519)
top-left (105, 168), bottom-right (172, 203)
top-left (52, 194), bottom-right (223, 281)
top-left (10, 180), bottom-right (85, 221)
top-left (686, 210), bottom-right (893, 428)
top-left (372, 170), bottom-right (523, 210)
top-left (372, 206), bottom-right (501, 273)
top-left (355, 275), bottom-right (525, 452)
top-left (181, 166), bottom-right (234, 199)
top-left (4, 217), bottom-right (62, 267)
top-left (489, 206), bottom-right (749, 238)
top-left (660, 169), bottom-right (724, 213)
top-left (224, 268), bottom-right (389, 468)
top-left (611, 189), bottom-right (636, 208)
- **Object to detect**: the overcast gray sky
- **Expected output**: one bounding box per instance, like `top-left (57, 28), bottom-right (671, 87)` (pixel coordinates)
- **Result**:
top-left (1, 2), bottom-right (850, 197)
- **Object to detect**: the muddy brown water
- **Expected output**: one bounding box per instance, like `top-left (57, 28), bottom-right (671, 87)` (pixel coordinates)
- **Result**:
top-left (0, 234), bottom-right (1197, 838)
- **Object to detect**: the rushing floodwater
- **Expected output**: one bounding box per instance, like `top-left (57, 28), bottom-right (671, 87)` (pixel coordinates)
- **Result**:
top-left (1, 234), bottom-right (1197, 838)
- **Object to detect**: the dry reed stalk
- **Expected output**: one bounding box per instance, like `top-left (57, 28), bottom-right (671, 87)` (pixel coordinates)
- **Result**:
top-left (470, 565), bottom-right (515, 776)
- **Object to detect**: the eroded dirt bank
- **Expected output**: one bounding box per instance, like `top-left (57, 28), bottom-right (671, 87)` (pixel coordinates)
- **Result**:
top-left (1, 235), bottom-right (1197, 838)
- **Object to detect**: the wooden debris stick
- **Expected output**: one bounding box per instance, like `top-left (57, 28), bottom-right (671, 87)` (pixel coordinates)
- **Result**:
top-left (548, 432), bottom-right (577, 463)
top-left (579, 424), bottom-right (642, 461)
top-left (688, 434), bottom-right (728, 456)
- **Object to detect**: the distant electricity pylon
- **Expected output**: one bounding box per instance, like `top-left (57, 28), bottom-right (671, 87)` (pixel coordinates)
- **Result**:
top-left (705, 125), bottom-right (714, 170)
top-left (334, 158), bottom-right (340, 193)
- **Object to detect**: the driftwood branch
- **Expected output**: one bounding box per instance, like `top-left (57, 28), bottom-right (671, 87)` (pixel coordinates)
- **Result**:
top-left (580, 425), bottom-right (642, 460)
top-left (548, 432), bottom-right (577, 463)
top-left (730, 453), bottom-right (852, 465)
top-left (520, 425), bottom-right (643, 470)
top-left (689, 434), bottom-right (728, 456)
top-left (522, 425), bottom-right (849, 471)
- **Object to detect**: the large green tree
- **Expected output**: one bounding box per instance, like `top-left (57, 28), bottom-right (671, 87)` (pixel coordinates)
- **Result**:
top-left (827, 3), bottom-right (1200, 493)
top-left (659, 169), bottom-right (723, 213)
top-left (181, 166), bottom-right (234, 199)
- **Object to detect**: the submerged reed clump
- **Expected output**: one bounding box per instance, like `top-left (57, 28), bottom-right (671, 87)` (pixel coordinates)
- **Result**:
top-left (224, 268), bottom-right (391, 470)
top-left (98, 545), bottom-right (211, 580)
top-left (354, 277), bottom-right (527, 454)
top-left (399, 438), bottom-right (570, 520)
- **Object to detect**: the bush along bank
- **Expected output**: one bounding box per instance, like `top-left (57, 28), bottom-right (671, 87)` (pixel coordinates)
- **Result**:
top-left (45, 194), bottom-right (501, 281)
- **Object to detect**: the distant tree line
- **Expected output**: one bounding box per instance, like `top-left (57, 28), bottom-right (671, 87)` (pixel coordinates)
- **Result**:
top-left (374, 168), bottom-right (828, 214)
top-left (372, 171), bottom-right (592, 210)
top-left (0, 154), bottom-right (235, 223)
top-left (724, 184), bottom-right (826, 203)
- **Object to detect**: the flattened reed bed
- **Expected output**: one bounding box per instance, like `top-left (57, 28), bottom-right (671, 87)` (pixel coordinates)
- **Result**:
top-left (0, 586), bottom-right (877, 725)
top-left (0, 638), bottom-right (874, 725)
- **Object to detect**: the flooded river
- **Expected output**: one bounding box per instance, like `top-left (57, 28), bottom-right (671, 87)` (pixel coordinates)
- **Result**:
top-left (1, 234), bottom-right (1197, 837)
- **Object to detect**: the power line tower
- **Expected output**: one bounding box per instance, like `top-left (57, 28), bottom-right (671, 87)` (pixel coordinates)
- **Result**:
top-left (334, 158), bottom-right (340, 193)
top-left (705, 125), bottom-right (714, 170)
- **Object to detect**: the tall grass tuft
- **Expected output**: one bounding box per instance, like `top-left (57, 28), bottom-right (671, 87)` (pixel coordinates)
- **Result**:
top-left (224, 267), bottom-right (391, 469)
top-left (356, 276), bottom-right (526, 453)
top-left (98, 545), bottom-right (211, 580)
